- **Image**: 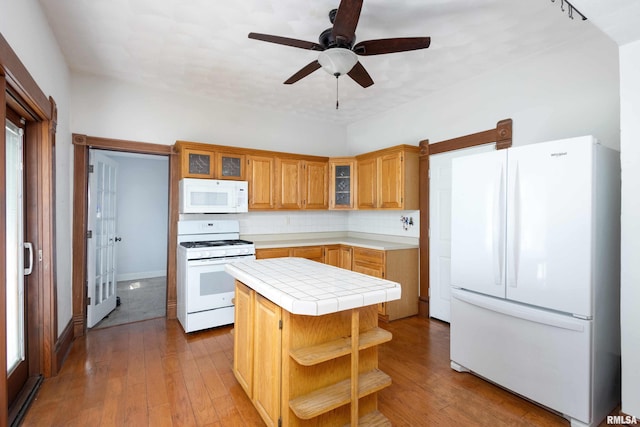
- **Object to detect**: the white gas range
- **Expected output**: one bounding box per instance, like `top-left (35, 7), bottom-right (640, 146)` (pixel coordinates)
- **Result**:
top-left (177, 220), bottom-right (255, 333)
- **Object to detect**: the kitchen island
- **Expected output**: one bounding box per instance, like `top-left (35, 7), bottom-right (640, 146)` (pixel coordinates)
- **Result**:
top-left (225, 257), bottom-right (401, 427)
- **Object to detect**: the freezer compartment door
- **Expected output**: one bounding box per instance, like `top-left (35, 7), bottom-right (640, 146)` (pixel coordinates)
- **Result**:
top-left (451, 150), bottom-right (507, 298)
top-left (506, 136), bottom-right (594, 317)
top-left (450, 289), bottom-right (592, 424)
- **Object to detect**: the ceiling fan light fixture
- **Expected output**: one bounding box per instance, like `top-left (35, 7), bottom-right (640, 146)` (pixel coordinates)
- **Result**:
top-left (318, 48), bottom-right (357, 76)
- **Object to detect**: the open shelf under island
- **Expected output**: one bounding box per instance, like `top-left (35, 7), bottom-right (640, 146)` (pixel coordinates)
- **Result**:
top-left (226, 257), bottom-right (401, 427)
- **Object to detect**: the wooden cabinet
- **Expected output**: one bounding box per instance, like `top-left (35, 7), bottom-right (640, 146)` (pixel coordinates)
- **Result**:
top-left (356, 145), bottom-right (419, 210)
top-left (253, 294), bottom-right (282, 426)
top-left (257, 243), bottom-right (418, 321)
top-left (233, 281), bottom-right (392, 426)
top-left (181, 147), bottom-right (215, 179)
top-left (304, 160), bottom-right (329, 209)
top-left (352, 247), bottom-right (419, 321)
top-left (329, 158), bottom-right (356, 209)
top-left (276, 158), bottom-right (328, 210)
top-left (291, 246), bottom-right (324, 263)
top-left (247, 155), bottom-right (275, 209)
top-left (356, 157), bottom-right (377, 209)
top-left (256, 246), bottom-right (324, 263)
top-left (234, 282), bottom-right (282, 427)
top-left (216, 152), bottom-right (245, 180)
top-left (324, 245), bottom-right (353, 270)
top-left (277, 158), bottom-right (304, 209)
top-left (175, 141), bottom-right (418, 211)
top-left (233, 282), bottom-right (254, 397)
top-left (379, 151), bottom-right (404, 209)
top-left (256, 247), bottom-right (291, 259)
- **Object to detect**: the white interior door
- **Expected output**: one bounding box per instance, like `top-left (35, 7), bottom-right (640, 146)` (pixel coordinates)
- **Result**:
top-left (87, 150), bottom-right (119, 328)
top-left (430, 144), bottom-right (497, 321)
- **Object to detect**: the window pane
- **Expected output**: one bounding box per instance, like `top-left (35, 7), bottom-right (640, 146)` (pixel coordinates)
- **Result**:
top-left (5, 120), bottom-right (25, 374)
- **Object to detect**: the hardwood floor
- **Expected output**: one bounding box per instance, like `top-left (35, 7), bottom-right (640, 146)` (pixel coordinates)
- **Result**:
top-left (22, 316), bottom-right (621, 426)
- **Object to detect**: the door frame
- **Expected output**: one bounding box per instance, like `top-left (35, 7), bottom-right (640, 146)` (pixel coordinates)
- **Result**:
top-left (418, 119), bottom-right (513, 317)
top-left (71, 134), bottom-right (177, 337)
top-left (1, 33), bottom-right (58, 423)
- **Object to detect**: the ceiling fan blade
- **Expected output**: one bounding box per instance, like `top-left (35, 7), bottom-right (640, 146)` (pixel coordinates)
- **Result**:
top-left (331, 0), bottom-right (364, 44)
top-left (347, 61), bottom-right (374, 88)
top-left (248, 33), bottom-right (324, 51)
top-left (353, 37), bottom-right (431, 56)
top-left (284, 60), bottom-right (322, 85)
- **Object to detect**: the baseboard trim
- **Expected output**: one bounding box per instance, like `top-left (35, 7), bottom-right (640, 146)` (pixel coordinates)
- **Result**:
top-left (116, 271), bottom-right (166, 282)
top-left (54, 319), bottom-right (74, 376)
top-left (73, 314), bottom-right (85, 338)
top-left (418, 296), bottom-right (429, 318)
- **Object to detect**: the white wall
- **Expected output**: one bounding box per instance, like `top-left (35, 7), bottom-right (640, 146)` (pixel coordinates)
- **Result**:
top-left (619, 39), bottom-right (640, 418)
top-left (0, 0), bottom-right (72, 336)
top-left (347, 26), bottom-right (620, 153)
top-left (107, 154), bottom-right (169, 281)
top-left (71, 73), bottom-right (349, 156)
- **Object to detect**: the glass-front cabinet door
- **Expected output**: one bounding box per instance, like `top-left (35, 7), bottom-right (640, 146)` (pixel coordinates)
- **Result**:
top-left (182, 148), bottom-right (215, 179)
top-left (216, 152), bottom-right (245, 180)
top-left (329, 158), bottom-right (356, 209)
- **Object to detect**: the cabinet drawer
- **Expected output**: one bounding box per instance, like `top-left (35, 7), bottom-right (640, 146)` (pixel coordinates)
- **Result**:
top-left (353, 247), bottom-right (384, 265)
top-left (292, 246), bottom-right (324, 262)
top-left (256, 248), bottom-right (291, 259)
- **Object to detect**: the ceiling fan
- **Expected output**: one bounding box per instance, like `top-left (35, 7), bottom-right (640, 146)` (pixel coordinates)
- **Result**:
top-left (248, 0), bottom-right (431, 89)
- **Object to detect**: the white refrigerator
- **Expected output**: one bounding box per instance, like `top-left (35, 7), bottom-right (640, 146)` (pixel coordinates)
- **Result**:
top-left (449, 136), bottom-right (620, 427)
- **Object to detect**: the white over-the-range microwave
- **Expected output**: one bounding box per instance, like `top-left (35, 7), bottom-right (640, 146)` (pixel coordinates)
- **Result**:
top-left (179, 178), bottom-right (248, 213)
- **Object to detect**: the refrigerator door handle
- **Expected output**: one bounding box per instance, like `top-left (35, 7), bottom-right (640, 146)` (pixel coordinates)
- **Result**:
top-left (451, 289), bottom-right (586, 332)
top-left (493, 164), bottom-right (505, 286)
top-left (509, 162), bottom-right (521, 287)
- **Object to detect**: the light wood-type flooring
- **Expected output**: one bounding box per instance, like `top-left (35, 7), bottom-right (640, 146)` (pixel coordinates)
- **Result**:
top-left (22, 316), bottom-right (624, 426)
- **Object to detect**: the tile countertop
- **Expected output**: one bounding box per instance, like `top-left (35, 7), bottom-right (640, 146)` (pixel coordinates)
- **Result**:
top-left (245, 232), bottom-right (419, 251)
top-left (225, 257), bottom-right (401, 316)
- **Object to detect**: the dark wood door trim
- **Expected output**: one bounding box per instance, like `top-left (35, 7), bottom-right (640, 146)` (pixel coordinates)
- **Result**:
top-left (0, 34), bottom-right (50, 120)
top-left (2, 33), bottom-right (59, 426)
top-left (71, 134), bottom-right (177, 338)
top-left (417, 119), bottom-right (512, 317)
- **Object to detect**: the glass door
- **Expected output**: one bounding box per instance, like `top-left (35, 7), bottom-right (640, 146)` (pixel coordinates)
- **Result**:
top-left (5, 117), bottom-right (30, 405)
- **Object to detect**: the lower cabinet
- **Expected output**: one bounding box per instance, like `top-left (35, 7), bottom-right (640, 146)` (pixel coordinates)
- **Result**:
top-left (233, 281), bottom-right (392, 426)
top-left (352, 247), bottom-right (419, 322)
top-left (324, 245), bottom-right (353, 270)
top-left (255, 244), bottom-right (419, 321)
top-left (256, 245), bottom-right (324, 263)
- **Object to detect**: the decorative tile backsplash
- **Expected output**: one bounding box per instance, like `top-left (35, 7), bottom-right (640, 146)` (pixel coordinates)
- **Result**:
top-left (184, 210), bottom-right (420, 238)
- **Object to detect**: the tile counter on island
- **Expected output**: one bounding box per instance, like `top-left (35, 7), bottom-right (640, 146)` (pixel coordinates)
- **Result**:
top-left (225, 257), bottom-right (401, 427)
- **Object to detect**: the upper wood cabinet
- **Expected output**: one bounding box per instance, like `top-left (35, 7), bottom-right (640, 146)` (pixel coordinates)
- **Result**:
top-left (181, 147), bottom-right (215, 179)
top-left (247, 155), bottom-right (275, 209)
top-left (216, 152), bottom-right (245, 180)
top-left (175, 141), bottom-right (418, 211)
top-left (276, 158), bottom-right (328, 210)
top-left (356, 145), bottom-right (419, 210)
top-left (356, 157), bottom-right (378, 209)
top-left (304, 160), bottom-right (329, 209)
top-left (329, 158), bottom-right (356, 210)
top-left (276, 158), bottom-right (304, 209)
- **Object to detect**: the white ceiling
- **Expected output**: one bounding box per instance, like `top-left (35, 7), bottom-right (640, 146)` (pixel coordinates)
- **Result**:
top-left (38, 0), bottom-right (620, 124)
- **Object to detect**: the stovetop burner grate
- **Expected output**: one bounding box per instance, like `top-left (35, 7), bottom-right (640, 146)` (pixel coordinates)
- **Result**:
top-left (180, 239), bottom-right (254, 249)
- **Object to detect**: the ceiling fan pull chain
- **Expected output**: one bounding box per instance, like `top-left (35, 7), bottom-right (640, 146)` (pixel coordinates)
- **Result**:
top-left (335, 74), bottom-right (340, 110)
